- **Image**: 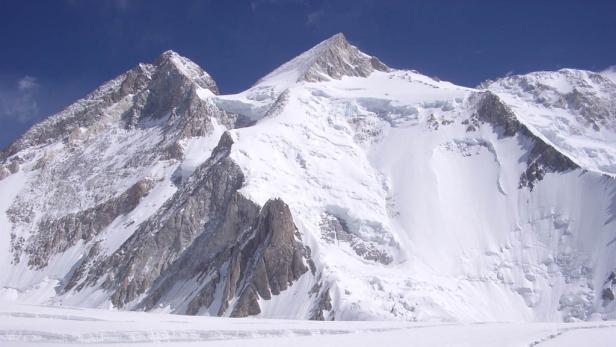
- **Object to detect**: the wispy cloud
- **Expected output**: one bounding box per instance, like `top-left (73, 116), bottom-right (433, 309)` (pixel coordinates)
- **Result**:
top-left (0, 76), bottom-right (40, 123)
top-left (18, 76), bottom-right (39, 91)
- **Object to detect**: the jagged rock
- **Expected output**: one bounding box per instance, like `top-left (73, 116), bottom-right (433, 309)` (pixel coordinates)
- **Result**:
top-left (2, 50), bottom-right (220, 158)
top-left (25, 178), bottom-right (155, 268)
top-left (473, 91), bottom-right (524, 137)
top-left (2, 50), bottom-right (243, 276)
top-left (257, 32), bottom-right (389, 86)
top-left (310, 285), bottom-right (333, 321)
top-left (138, 194), bottom-right (310, 317)
top-left (602, 288), bottom-right (615, 303)
top-left (320, 213), bottom-right (392, 265)
top-left (70, 131), bottom-right (309, 315)
top-left (83, 133), bottom-right (244, 307)
top-left (469, 91), bottom-right (578, 189)
top-left (300, 33), bottom-right (389, 82)
top-left (519, 139), bottom-right (578, 190)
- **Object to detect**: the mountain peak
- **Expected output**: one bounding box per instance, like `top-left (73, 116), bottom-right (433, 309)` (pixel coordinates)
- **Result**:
top-left (156, 49), bottom-right (181, 61)
top-left (256, 33), bottom-right (389, 86)
top-left (152, 49), bottom-right (219, 94)
top-left (320, 32), bottom-right (348, 47)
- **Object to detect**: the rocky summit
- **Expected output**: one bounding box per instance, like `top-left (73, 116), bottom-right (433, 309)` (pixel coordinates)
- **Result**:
top-left (2, 33), bottom-right (616, 322)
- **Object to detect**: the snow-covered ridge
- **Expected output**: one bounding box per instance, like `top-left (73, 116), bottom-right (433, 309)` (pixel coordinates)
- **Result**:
top-left (1, 33), bottom-right (616, 323)
top-left (256, 33), bottom-right (389, 89)
top-left (486, 68), bottom-right (616, 176)
top-left (1, 49), bottom-right (219, 161)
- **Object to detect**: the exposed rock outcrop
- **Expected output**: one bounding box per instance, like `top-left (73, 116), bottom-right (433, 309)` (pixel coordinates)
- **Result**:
top-left (257, 33), bottom-right (389, 85)
top-left (2, 50), bottom-right (220, 158)
top-left (300, 33), bottom-right (389, 82)
top-left (309, 282), bottom-right (333, 321)
top-left (69, 132), bottom-right (310, 316)
top-left (24, 178), bottom-right (155, 268)
top-left (142, 181), bottom-right (311, 317)
top-left (468, 91), bottom-right (578, 189)
top-left (320, 213), bottom-right (392, 265)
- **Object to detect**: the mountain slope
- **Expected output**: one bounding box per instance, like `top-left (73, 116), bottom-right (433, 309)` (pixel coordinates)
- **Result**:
top-left (485, 68), bottom-right (616, 176)
top-left (1, 33), bottom-right (616, 322)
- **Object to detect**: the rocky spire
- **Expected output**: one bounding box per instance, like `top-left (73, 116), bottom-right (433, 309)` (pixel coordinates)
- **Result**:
top-left (154, 50), bottom-right (219, 95)
top-left (1, 50), bottom-right (220, 158)
top-left (256, 33), bottom-right (389, 86)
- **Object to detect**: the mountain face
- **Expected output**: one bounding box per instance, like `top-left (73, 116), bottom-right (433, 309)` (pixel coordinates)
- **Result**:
top-left (2, 33), bottom-right (616, 322)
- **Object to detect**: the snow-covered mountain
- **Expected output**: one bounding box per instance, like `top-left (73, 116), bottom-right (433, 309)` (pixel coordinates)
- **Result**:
top-left (1, 33), bottom-right (616, 322)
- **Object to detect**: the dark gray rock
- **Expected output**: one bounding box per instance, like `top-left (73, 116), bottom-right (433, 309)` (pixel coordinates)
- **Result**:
top-left (469, 92), bottom-right (578, 190)
top-left (518, 139), bottom-right (578, 190)
top-left (24, 178), bottom-right (155, 269)
top-left (301, 33), bottom-right (389, 82)
top-left (602, 288), bottom-right (615, 303)
top-left (69, 132), bottom-right (310, 317)
top-left (309, 284), bottom-right (333, 321)
top-left (77, 132), bottom-right (243, 306)
top-left (139, 194), bottom-right (310, 317)
top-left (473, 92), bottom-right (524, 137)
top-left (2, 50), bottom-right (220, 158)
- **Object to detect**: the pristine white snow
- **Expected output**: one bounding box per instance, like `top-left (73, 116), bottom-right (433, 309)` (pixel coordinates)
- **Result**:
top-left (2, 302), bottom-right (616, 347)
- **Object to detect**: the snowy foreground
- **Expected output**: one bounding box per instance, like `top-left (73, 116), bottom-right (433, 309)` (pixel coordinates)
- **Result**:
top-left (1, 302), bottom-right (616, 346)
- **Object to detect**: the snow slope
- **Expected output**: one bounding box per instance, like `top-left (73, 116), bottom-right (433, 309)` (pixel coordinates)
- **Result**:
top-left (1, 33), bottom-right (616, 323)
top-left (486, 68), bottom-right (616, 176)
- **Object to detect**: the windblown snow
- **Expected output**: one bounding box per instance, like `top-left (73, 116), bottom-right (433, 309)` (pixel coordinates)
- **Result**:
top-left (1, 33), bottom-right (616, 329)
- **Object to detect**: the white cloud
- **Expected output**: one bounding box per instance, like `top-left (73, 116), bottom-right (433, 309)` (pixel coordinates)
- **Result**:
top-left (0, 75), bottom-right (40, 122)
top-left (17, 76), bottom-right (39, 91)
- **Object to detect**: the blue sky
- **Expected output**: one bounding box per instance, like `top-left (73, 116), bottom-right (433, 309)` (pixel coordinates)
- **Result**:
top-left (1, 0), bottom-right (615, 148)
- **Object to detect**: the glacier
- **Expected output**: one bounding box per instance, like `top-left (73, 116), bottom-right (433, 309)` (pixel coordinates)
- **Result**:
top-left (1, 33), bottom-right (616, 324)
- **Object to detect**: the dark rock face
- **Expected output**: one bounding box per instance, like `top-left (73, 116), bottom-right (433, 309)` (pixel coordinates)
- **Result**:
top-left (469, 92), bottom-right (578, 189)
top-left (472, 92), bottom-right (524, 137)
top-left (228, 198), bottom-right (310, 317)
top-left (75, 132), bottom-right (243, 305)
top-left (253, 33), bottom-right (388, 89)
top-left (22, 179), bottom-right (155, 268)
top-left (68, 133), bottom-right (310, 316)
top-left (298, 33), bottom-right (389, 83)
top-left (139, 194), bottom-right (310, 317)
top-left (601, 272), bottom-right (616, 306)
top-left (3, 51), bottom-right (244, 278)
top-left (309, 282), bottom-right (333, 321)
top-left (127, 52), bottom-right (219, 127)
top-left (518, 140), bottom-right (578, 190)
top-left (603, 288), bottom-right (615, 303)
top-left (2, 50), bottom-right (220, 159)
